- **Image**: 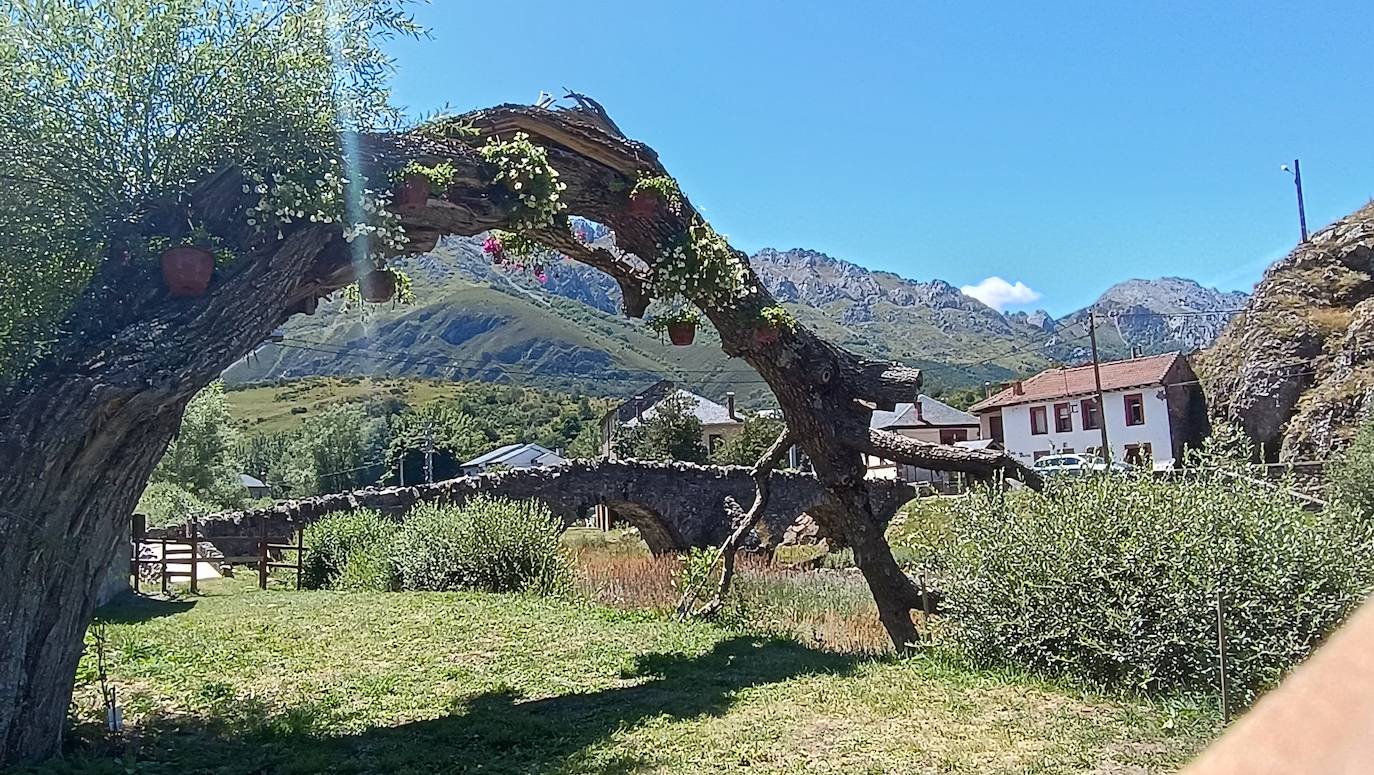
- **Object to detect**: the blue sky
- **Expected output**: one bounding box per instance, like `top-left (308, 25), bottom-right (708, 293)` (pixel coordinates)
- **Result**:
top-left (385, 1), bottom-right (1374, 316)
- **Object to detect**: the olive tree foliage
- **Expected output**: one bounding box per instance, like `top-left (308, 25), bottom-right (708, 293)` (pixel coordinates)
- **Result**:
top-left (614, 393), bottom-right (708, 463)
top-left (710, 414), bottom-right (786, 467)
top-left (0, 0), bottom-right (422, 381)
top-left (1330, 418), bottom-right (1374, 523)
top-left (138, 381), bottom-right (245, 515)
top-left (387, 401), bottom-right (489, 468)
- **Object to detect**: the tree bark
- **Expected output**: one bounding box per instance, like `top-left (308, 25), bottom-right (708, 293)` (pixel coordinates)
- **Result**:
top-left (678, 429), bottom-right (793, 618)
top-left (0, 99), bottom-right (1039, 763)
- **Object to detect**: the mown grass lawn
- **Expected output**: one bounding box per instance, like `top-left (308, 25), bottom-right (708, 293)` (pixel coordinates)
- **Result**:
top-left (37, 580), bottom-right (1218, 774)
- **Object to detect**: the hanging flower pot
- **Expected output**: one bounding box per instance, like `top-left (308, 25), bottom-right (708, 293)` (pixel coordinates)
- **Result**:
top-left (755, 324), bottom-right (781, 346)
top-left (359, 269), bottom-right (397, 303)
top-left (628, 190), bottom-right (659, 217)
top-left (666, 321), bottom-right (697, 346)
top-left (160, 246), bottom-right (216, 298)
top-left (394, 173), bottom-right (431, 208)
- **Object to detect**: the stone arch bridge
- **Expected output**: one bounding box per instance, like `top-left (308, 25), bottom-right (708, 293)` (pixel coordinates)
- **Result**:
top-left (151, 460), bottom-right (916, 555)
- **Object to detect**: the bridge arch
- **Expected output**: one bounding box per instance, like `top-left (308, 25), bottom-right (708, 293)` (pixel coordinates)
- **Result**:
top-left (158, 460), bottom-right (916, 556)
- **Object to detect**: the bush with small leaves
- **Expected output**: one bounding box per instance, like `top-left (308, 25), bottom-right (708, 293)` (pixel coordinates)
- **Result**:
top-left (301, 510), bottom-right (398, 591)
top-left (390, 497), bottom-right (571, 595)
top-left (912, 460), bottom-right (1374, 707)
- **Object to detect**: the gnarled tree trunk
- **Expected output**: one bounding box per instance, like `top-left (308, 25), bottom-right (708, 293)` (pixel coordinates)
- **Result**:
top-left (0, 98), bottom-right (1036, 764)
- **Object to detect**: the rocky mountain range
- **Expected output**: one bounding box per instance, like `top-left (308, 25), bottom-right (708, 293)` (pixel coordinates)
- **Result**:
top-left (224, 235), bottom-right (1247, 405)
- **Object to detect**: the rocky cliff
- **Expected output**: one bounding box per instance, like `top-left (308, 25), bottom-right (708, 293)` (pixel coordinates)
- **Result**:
top-left (1202, 202), bottom-right (1374, 461)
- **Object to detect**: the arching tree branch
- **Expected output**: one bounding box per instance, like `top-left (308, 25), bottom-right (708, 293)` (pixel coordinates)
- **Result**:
top-left (678, 429), bottom-right (795, 619)
top-left (862, 428), bottom-right (1044, 489)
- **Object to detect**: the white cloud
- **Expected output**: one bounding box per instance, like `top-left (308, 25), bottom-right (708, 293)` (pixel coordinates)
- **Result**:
top-left (960, 276), bottom-right (1042, 312)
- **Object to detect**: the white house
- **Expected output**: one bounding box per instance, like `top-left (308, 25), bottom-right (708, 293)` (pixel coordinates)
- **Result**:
top-left (968, 353), bottom-right (1207, 470)
top-left (460, 443), bottom-right (568, 476)
top-left (599, 380), bottom-right (745, 458)
top-left (864, 394), bottom-right (982, 486)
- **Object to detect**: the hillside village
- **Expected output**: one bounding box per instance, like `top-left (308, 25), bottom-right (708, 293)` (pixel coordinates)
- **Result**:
top-left (7, 3), bottom-right (1374, 774)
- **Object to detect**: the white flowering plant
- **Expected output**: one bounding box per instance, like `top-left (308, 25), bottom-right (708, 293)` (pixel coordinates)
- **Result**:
top-left (478, 132), bottom-right (567, 229)
top-left (630, 174), bottom-right (683, 215)
top-left (650, 220), bottom-right (754, 309)
top-left (758, 304), bottom-right (797, 331)
top-left (647, 305), bottom-right (701, 333)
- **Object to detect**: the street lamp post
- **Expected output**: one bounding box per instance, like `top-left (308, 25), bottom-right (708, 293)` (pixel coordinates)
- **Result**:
top-left (1281, 159), bottom-right (1309, 243)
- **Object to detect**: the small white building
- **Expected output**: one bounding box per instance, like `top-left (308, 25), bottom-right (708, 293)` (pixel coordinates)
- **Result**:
top-left (968, 353), bottom-right (1206, 470)
top-left (864, 394), bottom-right (982, 486)
top-left (460, 443), bottom-right (568, 476)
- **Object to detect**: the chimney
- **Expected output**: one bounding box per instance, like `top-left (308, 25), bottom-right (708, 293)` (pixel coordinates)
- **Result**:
top-left (633, 395), bottom-right (644, 421)
top-left (725, 391), bottom-right (737, 420)
top-left (983, 381), bottom-right (992, 399)
top-left (913, 397), bottom-right (923, 422)
top-left (1012, 380), bottom-right (1024, 396)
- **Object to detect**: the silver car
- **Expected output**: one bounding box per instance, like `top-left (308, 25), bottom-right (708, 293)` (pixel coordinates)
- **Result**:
top-left (1031, 453), bottom-right (1133, 476)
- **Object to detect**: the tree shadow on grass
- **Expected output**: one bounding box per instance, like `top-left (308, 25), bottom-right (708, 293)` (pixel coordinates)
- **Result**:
top-left (94, 593), bottom-right (196, 624)
top-left (56, 636), bottom-right (863, 775)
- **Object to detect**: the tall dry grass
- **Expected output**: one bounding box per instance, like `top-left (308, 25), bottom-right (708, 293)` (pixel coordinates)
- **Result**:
top-left (569, 542), bottom-right (897, 655)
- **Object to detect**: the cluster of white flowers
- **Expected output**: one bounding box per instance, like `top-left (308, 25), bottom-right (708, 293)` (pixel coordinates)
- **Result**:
top-left (241, 159), bottom-right (406, 254)
top-left (479, 132), bottom-right (567, 229)
top-left (649, 221), bottom-right (755, 309)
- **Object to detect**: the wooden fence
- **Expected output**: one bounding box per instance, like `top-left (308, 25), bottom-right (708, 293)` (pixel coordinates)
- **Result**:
top-left (131, 514), bottom-right (306, 592)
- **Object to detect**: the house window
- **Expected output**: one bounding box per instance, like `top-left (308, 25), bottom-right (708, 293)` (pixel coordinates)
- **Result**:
top-left (1054, 402), bottom-right (1073, 433)
top-left (708, 434), bottom-right (725, 452)
top-left (939, 428), bottom-right (969, 445)
top-left (1125, 442), bottom-right (1153, 466)
top-left (989, 415), bottom-right (1004, 443)
top-left (1124, 393), bottom-right (1145, 426)
top-left (1030, 406), bottom-right (1048, 435)
top-left (1081, 399), bottom-right (1101, 430)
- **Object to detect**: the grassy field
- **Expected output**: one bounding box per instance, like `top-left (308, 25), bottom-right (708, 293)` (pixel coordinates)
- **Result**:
top-left (223, 377), bottom-right (519, 434)
top-left (41, 579), bottom-right (1219, 774)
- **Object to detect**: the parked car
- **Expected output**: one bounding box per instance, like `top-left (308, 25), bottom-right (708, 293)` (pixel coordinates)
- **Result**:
top-left (1031, 453), bottom-right (1132, 476)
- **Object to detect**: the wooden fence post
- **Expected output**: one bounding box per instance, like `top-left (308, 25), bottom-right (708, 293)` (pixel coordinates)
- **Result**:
top-left (130, 514), bottom-right (145, 595)
top-left (188, 518), bottom-right (199, 595)
top-left (258, 515), bottom-right (268, 590)
top-left (159, 535), bottom-right (168, 596)
top-left (295, 526), bottom-right (304, 590)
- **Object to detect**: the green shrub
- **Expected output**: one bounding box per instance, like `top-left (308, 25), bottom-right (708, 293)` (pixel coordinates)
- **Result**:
top-left (391, 497), bottom-right (571, 595)
top-left (135, 482), bottom-right (215, 529)
top-left (1330, 419), bottom-right (1374, 522)
top-left (302, 510), bottom-right (398, 591)
top-left (915, 466), bottom-right (1374, 706)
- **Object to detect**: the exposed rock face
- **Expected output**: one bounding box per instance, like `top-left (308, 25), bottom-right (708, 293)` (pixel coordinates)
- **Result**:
top-left (1202, 203), bottom-right (1374, 460)
top-left (1060, 278), bottom-right (1248, 354)
top-left (751, 248), bottom-right (983, 312)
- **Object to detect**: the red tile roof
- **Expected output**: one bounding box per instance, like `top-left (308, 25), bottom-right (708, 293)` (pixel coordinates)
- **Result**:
top-left (969, 353), bottom-right (1182, 413)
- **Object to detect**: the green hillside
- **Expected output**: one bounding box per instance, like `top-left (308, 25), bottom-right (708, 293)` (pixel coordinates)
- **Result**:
top-left (223, 237), bottom-right (1243, 403)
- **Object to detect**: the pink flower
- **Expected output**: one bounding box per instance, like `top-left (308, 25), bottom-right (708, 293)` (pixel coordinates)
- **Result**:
top-left (482, 235), bottom-right (504, 259)
top-left (535, 271), bottom-right (548, 284)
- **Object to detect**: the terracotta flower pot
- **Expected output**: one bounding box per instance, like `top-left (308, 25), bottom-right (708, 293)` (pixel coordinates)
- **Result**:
top-left (628, 190), bottom-right (659, 217)
top-left (160, 246), bottom-right (215, 298)
top-left (755, 324), bottom-right (781, 346)
top-left (394, 173), bottom-right (431, 208)
top-left (666, 321), bottom-right (697, 346)
top-left (359, 269), bottom-right (397, 303)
